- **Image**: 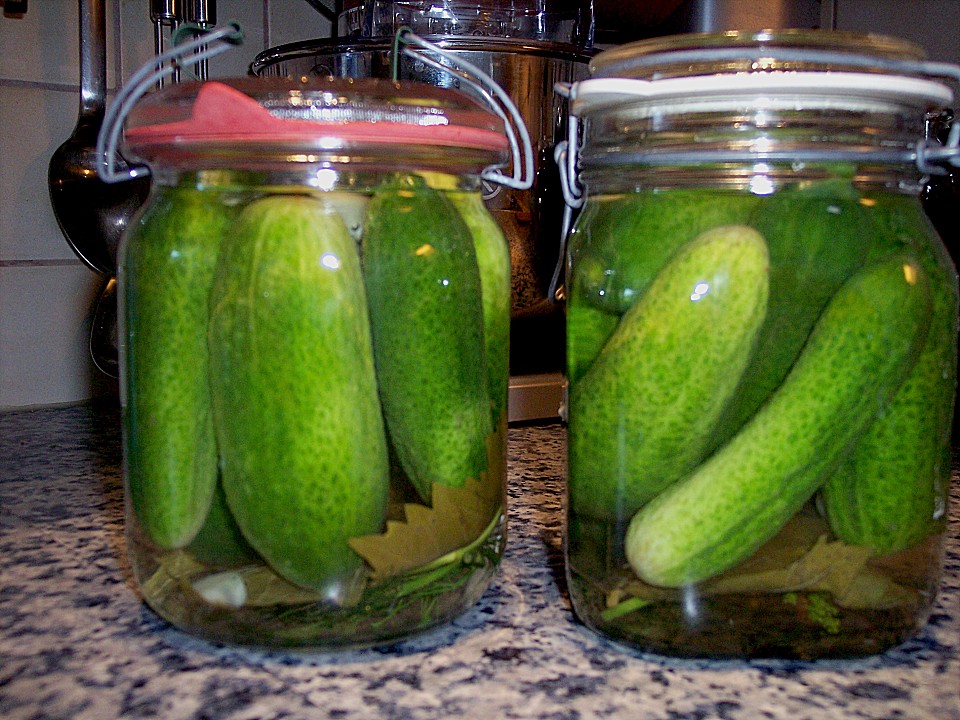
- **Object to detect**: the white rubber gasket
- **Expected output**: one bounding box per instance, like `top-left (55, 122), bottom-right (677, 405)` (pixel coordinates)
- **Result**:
top-left (570, 72), bottom-right (954, 117)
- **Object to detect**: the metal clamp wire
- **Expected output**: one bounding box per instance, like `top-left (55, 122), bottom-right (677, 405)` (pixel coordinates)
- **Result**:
top-left (395, 29), bottom-right (534, 191)
top-left (553, 81), bottom-right (585, 212)
top-left (547, 81), bottom-right (584, 304)
top-left (97, 22), bottom-right (244, 184)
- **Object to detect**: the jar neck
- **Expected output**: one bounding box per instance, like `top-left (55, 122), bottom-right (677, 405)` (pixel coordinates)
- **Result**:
top-left (579, 161), bottom-right (927, 197)
top-left (149, 167), bottom-right (485, 194)
top-left (578, 102), bottom-right (931, 195)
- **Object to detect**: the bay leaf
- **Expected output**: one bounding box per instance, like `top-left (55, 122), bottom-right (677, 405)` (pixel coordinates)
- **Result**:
top-left (612, 512), bottom-right (917, 612)
top-left (348, 430), bottom-right (504, 580)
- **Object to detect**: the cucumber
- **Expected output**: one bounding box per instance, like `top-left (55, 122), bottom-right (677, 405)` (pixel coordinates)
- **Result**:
top-left (710, 189), bottom-right (871, 446)
top-left (122, 185), bottom-right (232, 549)
top-left (209, 194), bottom-right (389, 594)
top-left (625, 257), bottom-right (932, 587)
top-left (186, 479), bottom-right (258, 567)
top-left (449, 190), bottom-right (511, 424)
top-left (822, 196), bottom-right (957, 553)
top-left (568, 225), bottom-right (770, 521)
top-left (362, 175), bottom-right (492, 502)
top-left (565, 191), bottom-right (759, 381)
top-left (573, 190), bottom-right (760, 315)
top-left (565, 287), bottom-right (620, 386)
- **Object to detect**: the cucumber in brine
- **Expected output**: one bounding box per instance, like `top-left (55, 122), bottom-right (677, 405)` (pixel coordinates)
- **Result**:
top-left (209, 194), bottom-right (389, 596)
top-left (626, 257), bottom-right (932, 587)
top-left (122, 185), bottom-right (233, 549)
top-left (363, 175), bottom-right (492, 502)
top-left (569, 225), bottom-right (770, 521)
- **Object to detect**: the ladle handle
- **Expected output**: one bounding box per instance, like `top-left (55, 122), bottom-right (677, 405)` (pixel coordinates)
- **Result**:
top-left (78, 0), bottom-right (106, 123)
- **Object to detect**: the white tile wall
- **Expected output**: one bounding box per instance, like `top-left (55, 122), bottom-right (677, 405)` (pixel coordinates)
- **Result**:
top-left (0, 0), bottom-right (957, 408)
top-left (0, 0), bottom-right (331, 409)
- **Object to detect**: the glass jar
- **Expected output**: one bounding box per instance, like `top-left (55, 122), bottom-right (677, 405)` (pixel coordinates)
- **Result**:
top-left (115, 76), bottom-right (511, 648)
top-left (562, 30), bottom-right (959, 659)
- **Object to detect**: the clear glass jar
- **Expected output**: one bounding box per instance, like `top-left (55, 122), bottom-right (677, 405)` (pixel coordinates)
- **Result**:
top-left (563, 30), bottom-right (958, 659)
top-left (116, 77), bottom-right (511, 648)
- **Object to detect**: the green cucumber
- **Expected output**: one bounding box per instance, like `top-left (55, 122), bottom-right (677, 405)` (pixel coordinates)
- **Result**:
top-left (449, 190), bottom-right (511, 424)
top-left (209, 194), bottom-right (389, 594)
top-left (710, 188), bottom-right (871, 446)
top-left (122, 185), bottom-right (232, 549)
top-left (568, 225), bottom-right (770, 521)
top-left (573, 190), bottom-right (760, 315)
top-left (625, 257), bottom-right (932, 587)
top-left (565, 287), bottom-right (620, 386)
top-left (822, 197), bottom-right (957, 553)
top-left (363, 175), bottom-right (492, 501)
top-left (565, 191), bottom-right (759, 381)
top-left (186, 479), bottom-right (258, 567)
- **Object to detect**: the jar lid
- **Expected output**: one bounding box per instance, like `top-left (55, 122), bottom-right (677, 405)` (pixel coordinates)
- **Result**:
top-left (588, 28), bottom-right (928, 79)
top-left (553, 29), bottom-right (960, 205)
top-left (572, 29), bottom-right (954, 118)
top-left (122, 76), bottom-right (510, 171)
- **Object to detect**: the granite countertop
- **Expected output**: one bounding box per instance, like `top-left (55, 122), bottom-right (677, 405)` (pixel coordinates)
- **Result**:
top-left (1, 402), bottom-right (958, 720)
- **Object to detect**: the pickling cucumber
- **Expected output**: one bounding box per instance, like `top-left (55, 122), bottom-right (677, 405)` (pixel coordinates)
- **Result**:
top-left (565, 192), bottom-right (759, 383)
top-left (573, 190), bottom-right (761, 315)
top-left (625, 256), bottom-right (932, 587)
top-left (449, 189), bottom-right (511, 424)
top-left (709, 190), bottom-right (871, 445)
top-left (821, 197), bottom-right (957, 554)
top-left (208, 194), bottom-right (389, 594)
top-left (123, 185), bottom-right (232, 549)
top-left (362, 175), bottom-right (492, 501)
top-left (568, 225), bottom-right (770, 521)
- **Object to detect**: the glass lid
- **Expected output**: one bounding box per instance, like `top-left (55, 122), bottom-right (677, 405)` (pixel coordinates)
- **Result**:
top-left (122, 76), bottom-right (510, 169)
top-left (588, 29), bottom-right (929, 79)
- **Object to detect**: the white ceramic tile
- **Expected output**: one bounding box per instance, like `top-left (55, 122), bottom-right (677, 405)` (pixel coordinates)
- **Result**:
top-left (0, 0), bottom-right (76, 85)
top-left (0, 0), bottom-right (128, 90)
top-left (0, 84), bottom-right (87, 263)
top-left (267, 0), bottom-right (332, 49)
top-left (210, 0), bottom-right (269, 77)
top-left (0, 264), bottom-right (110, 408)
top-left (117, 0), bottom-right (156, 86)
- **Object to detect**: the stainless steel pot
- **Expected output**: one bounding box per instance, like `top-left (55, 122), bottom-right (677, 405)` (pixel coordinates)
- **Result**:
top-left (251, 36), bottom-right (592, 323)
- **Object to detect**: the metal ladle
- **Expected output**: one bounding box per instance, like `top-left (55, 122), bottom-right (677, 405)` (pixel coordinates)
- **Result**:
top-left (48, 0), bottom-right (150, 276)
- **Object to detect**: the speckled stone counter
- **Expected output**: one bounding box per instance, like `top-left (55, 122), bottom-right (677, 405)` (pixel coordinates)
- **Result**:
top-left (1, 402), bottom-right (958, 720)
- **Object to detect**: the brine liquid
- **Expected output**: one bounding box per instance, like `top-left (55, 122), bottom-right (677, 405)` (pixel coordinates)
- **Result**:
top-left (567, 504), bottom-right (943, 659)
top-left (130, 524), bottom-right (503, 650)
top-left (564, 183), bottom-right (953, 658)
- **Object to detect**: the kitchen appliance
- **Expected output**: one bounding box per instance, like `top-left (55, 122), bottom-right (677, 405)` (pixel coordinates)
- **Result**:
top-left (592, 0), bottom-right (828, 45)
top-left (253, 3), bottom-right (593, 422)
